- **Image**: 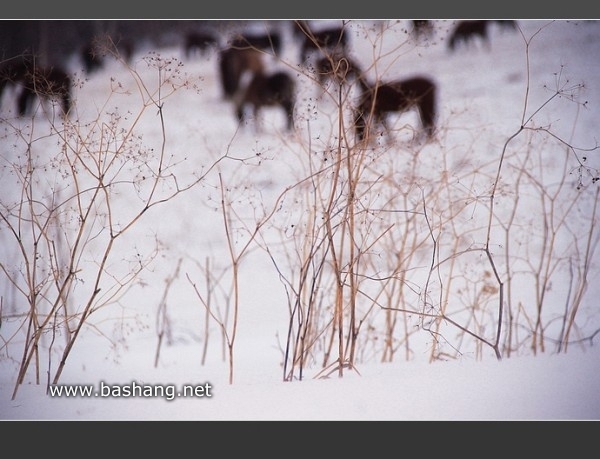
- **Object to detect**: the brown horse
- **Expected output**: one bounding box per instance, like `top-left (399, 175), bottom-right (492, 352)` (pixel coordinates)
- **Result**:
top-left (218, 47), bottom-right (265, 100)
top-left (235, 69), bottom-right (296, 131)
top-left (297, 23), bottom-right (349, 63)
top-left (354, 75), bottom-right (437, 142)
top-left (0, 56), bottom-right (72, 117)
top-left (313, 55), bottom-right (436, 141)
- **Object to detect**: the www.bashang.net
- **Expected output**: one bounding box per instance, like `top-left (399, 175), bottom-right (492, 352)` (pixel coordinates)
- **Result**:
top-left (48, 381), bottom-right (213, 402)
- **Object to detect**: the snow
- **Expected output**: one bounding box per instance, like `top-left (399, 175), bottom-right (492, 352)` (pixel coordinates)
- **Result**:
top-left (1, 19), bottom-right (599, 421)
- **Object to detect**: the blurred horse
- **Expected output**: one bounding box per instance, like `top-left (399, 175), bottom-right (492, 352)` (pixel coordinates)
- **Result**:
top-left (218, 47), bottom-right (264, 100)
top-left (236, 69), bottom-right (296, 131)
top-left (81, 35), bottom-right (134, 74)
top-left (354, 74), bottom-right (437, 142)
top-left (313, 54), bottom-right (436, 141)
top-left (447, 20), bottom-right (490, 52)
top-left (447, 20), bottom-right (517, 53)
top-left (297, 22), bottom-right (349, 63)
top-left (0, 56), bottom-right (72, 117)
top-left (184, 31), bottom-right (219, 58)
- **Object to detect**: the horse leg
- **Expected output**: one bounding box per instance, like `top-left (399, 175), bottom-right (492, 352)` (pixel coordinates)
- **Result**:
top-left (380, 115), bottom-right (394, 144)
top-left (54, 74), bottom-right (72, 116)
top-left (252, 104), bottom-right (264, 133)
top-left (356, 103), bottom-right (382, 143)
top-left (417, 90), bottom-right (436, 139)
top-left (61, 90), bottom-right (71, 116)
top-left (17, 87), bottom-right (34, 116)
top-left (354, 107), bottom-right (367, 141)
top-left (236, 99), bottom-right (247, 126)
top-left (282, 100), bottom-right (294, 130)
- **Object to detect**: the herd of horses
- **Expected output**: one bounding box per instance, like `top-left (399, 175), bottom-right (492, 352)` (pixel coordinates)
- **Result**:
top-left (0, 20), bottom-right (517, 142)
top-left (217, 21), bottom-right (437, 140)
top-left (218, 46), bottom-right (296, 131)
top-left (215, 20), bottom-right (517, 141)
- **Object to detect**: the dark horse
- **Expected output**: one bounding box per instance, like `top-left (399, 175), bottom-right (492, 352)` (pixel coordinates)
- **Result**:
top-left (296, 22), bottom-right (349, 63)
top-left (218, 47), bottom-right (265, 100)
top-left (447, 20), bottom-right (490, 52)
top-left (448, 20), bottom-right (518, 53)
top-left (236, 69), bottom-right (296, 131)
top-left (184, 31), bottom-right (219, 58)
top-left (354, 74), bottom-right (437, 142)
top-left (313, 54), bottom-right (436, 141)
top-left (230, 31), bottom-right (282, 56)
top-left (0, 56), bottom-right (72, 117)
top-left (81, 35), bottom-right (134, 75)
